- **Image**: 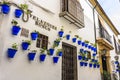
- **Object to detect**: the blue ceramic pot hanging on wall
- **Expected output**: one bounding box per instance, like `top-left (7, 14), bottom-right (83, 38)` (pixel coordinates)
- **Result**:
top-left (58, 31), bottom-right (64, 37)
top-left (89, 63), bottom-right (92, 68)
top-left (49, 48), bottom-right (55, 56)
top-left (72, 38), bottom-right (77, 43)
top-left (84, 62), bottom-right (88, 66)
top-left (80, 62), bottom-right (84, 66)
top-left (14, 9), bottom-right (23, 18)
top-left (7, 48), bottom-right (17, 58)
top-left (40, 54), bottom-right (46, 62)
top-left (28, 52), bottom-right (36, 61)
top-left (66, 35), bottom-right (70, 40)
top-left (78, 55), bottom-right (82, 60)
top-left (22, 42), bottom-right (30, 50)
top-left (78, 40), bottom-right (81, 45)
top-left (81, 42), bottom-right (85, 46)
top-left (53, 57), bottom-right (59, 63)
top-left (1, 4), bottom-right (10, 14)
top-left (12, 26), bottom-right (21, 35)
top-left (31, 32), bottom-right (38, 40)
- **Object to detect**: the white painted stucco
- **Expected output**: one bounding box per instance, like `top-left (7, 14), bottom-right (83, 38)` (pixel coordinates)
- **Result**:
top-left (0, 0), bottom-right (103, 80)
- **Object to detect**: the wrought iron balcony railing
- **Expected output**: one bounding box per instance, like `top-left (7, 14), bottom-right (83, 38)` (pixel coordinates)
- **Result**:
top-left (99, 26), bottom-right (112, 44)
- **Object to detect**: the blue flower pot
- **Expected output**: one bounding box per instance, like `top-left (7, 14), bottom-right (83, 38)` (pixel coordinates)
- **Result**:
top-left (94, 60), bottom-right (98, 63)
top-left (58, 31), bottom-right (64, 37)
top-left (7, 48), bottom-right (17, 58)
top-left (84, 62), bottom-right (88, 66)
top-left (85, 43), bottom-right (88, 47)
top-left (49, 48), bottom-right (54, 56)
top-left (88, 45), bottom-right (91, 49)
top-left (72, 38), bottom-right (77, 43)
top-left (14, 9), bottom-right (23, 18)
top-left (31, 32), bottom-right (38, 40)
top-left (82, 57), bottom-right (86, 60)
top-left (78, 40), bottom-right (81, 45)
top-left (22, 42), bottom-right (30, 50)
top-left (12, 26), bottom-right (21, 35)
top-left (28, 53), bottom-right (36, 61)
top-left (93, 64), bottom-right (97, 68)
top-left (80, 48), bottom-right (84, 53)
top-left (58, 51), bottom-right (62, 56)
top-left (40, 54), bottom-right (46, 62)
top-left (115, 61), bottom-right (119, 64)
top-left (91, 46), bottom-right (94, 51)
top-left (93, 53), bottom-right (96, 57)
top-left (84, 50), bottom-right (87, 54)
top-left (89, 63), bottom-right (92, 68)
top-left (1, 4), bottom-right (10, 14)
top-left (97, 64), bottom-right (100, 68)
top-left (80, 62), bottom-right (84, 66)
top-left (92, 59), bottom-right (95, 62)
top-left (94, 47), bottom-right (97, 52)
top-left (78, 55), bottom-right (82, 60)
top-left (53, 57), bottom-right (59, 63)
top-left (81, 42), bottom-right (85, 46)
top-left (66, 35), bottom-right (70, 40)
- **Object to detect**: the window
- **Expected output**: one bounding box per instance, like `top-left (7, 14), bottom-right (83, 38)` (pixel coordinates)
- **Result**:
top-left (36, 33), bottom-right (48, 49)
top-left (60, 0), bottom-right (84, 28)
top-left (87, 51), bottom-right (91, 59)
top-left (113, 36), bottom-right (120, 54)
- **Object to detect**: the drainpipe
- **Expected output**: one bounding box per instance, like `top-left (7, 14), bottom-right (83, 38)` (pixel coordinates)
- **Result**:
top-left (92, 4), bottom-right (98, 54)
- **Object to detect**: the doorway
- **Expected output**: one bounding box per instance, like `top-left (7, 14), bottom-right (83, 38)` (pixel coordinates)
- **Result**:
top-left (62, 42), bottom-right (77, 80)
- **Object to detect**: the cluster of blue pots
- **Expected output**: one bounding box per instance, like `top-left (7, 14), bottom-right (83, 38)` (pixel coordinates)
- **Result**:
top-left (1, 4), bottom-right (23, 18)
top-left (80, 62), bottom-right (100, 68)
top-left (27, 53), bottom-right (47, 62)
top-left (1, 4), bottom-right (10, 14)
top-left (80, 62), bottom-right (88, 67)
top-left (7, 48), bottom-right (17, 58)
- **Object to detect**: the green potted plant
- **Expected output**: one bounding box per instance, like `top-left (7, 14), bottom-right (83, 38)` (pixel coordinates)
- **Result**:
top-left (1, 0), bottom-right (10, 14)
top-left (72, 35), bottom-right (79, 43)
top-left (56, 49), bottom-right (63, 56)
top-left (7, 43), bottom-right (18, 58)
top-left (54, 38), bottom-right (61, 47)
top-left (77, 36), bottom-right (82, 45)
top-left (102, 70), bottom-right (111, 80)
top-left (84, 40), bottom-right (89, 47)
top-left (40, 47), bottom-right (46, 62)
top-left (19, 4), bottom-right (31, 14)
top-left (11, 19), bottom-right (21, 35)
top-left (21, 40), bottom-right (31, 50)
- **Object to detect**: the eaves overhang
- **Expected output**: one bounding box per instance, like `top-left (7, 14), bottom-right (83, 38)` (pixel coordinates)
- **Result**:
top-left (89, 0), bottom-right (120, 36)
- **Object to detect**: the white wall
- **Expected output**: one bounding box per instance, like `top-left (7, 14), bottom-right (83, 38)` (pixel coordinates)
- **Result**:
top-left (0, 0), bottom-right (101, 80)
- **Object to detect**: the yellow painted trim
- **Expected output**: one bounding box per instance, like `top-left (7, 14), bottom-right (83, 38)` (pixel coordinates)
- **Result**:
top-left (97, 38), bottom-right (114, 50)
top-left (89, 0), bottom-right (120, 36)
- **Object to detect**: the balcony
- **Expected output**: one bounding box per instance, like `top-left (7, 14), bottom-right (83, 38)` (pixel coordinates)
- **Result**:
top-left (100, 26), bottom-right (112, 44)
top-left (59, 0), bottom-right (84, 28)
top-left (97, 27), bottom-right (114, 50)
